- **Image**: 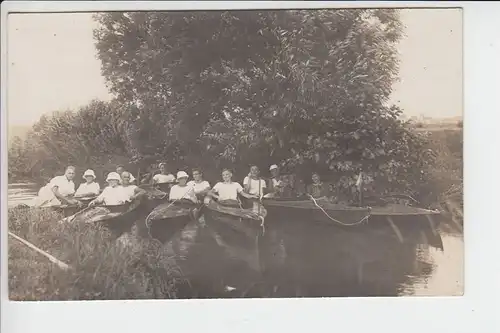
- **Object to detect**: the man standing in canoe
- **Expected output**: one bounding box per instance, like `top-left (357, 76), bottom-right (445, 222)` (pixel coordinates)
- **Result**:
top-left (208, 169), bottom-right (257, 206)
top-left (74, 169), bottom-right (101, 198)
top-left (33, 166), bottom-right (81, 208)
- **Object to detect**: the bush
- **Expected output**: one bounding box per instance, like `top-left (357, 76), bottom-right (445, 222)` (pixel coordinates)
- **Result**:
top-left (8, 208), bottom-right (187, 300)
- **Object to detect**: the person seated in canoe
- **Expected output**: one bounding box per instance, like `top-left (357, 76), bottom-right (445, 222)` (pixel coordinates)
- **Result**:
top-left (116, 165), bottom-right (136, 184)
top-left (121, 171), bottom-right (147, 202)
top-left (242, 165), bottom-right (267, 207)
top-left (187, 168), bottom-right (211, 201)
top-left (88, 172), bottom-right (128, 207)
top-left (208, 169), bottom-right (257, 207)
top-left (263, 164), bottom-right (287, 198)
top-left (151, 162), bottom-right (176, 192)
top-left (168, 171), bottom-right (199, 204)
top-left (33, 166), bottom-right (81, 208)
top-left (74, 169), bottom-right (101, 200)
top-left (306, 172), bottom-right (331, 201)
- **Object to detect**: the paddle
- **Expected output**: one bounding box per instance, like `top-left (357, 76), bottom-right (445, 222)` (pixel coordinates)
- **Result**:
top-left (355, 172), bottom-right (364, 206)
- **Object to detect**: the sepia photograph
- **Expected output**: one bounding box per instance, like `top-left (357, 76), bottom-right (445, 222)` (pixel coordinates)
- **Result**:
top-left (6, 6), bottom-right (463, 301)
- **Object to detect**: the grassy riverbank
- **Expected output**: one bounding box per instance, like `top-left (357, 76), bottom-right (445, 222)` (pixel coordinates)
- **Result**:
top-left (8, 208), bottom-right (187, 300)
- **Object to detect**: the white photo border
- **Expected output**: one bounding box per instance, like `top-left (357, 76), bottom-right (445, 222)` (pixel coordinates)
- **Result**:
top-left (2, 2), bottom-right (499, 333)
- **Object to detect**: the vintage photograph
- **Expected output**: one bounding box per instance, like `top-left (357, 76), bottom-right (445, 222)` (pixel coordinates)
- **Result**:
top-left (6, 7), bottom-right (463, 300)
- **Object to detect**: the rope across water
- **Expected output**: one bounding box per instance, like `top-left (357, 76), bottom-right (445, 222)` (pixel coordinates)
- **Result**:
top-left (307, 194), bottom-right (371, 226)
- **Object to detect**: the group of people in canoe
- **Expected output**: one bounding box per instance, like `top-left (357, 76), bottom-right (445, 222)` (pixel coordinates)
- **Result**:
top-left (33, 162), bottom-right (338, 210)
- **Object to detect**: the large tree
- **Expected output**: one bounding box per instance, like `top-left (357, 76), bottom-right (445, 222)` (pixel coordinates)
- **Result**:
top-left (93, 9), bottom-right (431, 196)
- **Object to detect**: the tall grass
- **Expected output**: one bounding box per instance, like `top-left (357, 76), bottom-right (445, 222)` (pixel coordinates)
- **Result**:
top-left (8, 208), bottom-right (187, 300)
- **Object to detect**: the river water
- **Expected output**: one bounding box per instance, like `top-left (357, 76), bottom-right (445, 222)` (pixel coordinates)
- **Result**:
top-left (7, 183), bottom-right (463, 297)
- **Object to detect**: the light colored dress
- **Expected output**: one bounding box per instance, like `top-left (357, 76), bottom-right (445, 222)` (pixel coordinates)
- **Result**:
top-left (34, 175), bottom-right (75, 207)
top-left (95, 186), bottom-right (129, 206)
top-left (75, 182), bottom-right (101, 197)
top-left (169, 184), bottom-right (197, 203)
top-left (152, 173), bottom-right (176, 184)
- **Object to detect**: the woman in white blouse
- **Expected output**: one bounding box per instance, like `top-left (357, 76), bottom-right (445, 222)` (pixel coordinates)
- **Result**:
top-left (169, 171), bottom-right (198, 204)
top-left (151, 163), bottom-right (176, 185)
top-left (89, 172), bottom-right (128, 207)
top-left (34, 166), bottom-right (80, 208)
top-left (74, 169), bottom-right (101, 198)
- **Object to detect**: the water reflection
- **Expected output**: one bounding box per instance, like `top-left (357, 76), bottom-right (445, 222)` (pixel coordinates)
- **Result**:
top-left (164, 214), bottom-right (463, 298)
top-left (7, 183), bottom-right (464, 298)
top-left (7, 183), bottom-right (38, 208)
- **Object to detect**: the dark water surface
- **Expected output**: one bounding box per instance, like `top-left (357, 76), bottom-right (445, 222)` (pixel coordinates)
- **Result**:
top-left (8, 183), bottom-right (464, 298)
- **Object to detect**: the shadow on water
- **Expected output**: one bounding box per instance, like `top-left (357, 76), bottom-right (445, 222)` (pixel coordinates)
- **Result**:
top-left (166, 214), bottom-right (462, 298)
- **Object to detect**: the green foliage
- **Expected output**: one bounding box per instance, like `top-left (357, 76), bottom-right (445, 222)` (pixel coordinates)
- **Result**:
top-left (92, 9), bottom-right (433, 194)
top-left (8, 207), bottom-right (186, 300)
top-left (8, 100), bottom-right (136, 182)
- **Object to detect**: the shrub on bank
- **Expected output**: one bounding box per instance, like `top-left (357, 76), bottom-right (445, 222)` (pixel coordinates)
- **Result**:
top-left (8, 208), bottom-right (187, 301)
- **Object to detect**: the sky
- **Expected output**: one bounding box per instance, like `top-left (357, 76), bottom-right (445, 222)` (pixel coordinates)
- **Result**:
top-left (7, 8), bottom-right (463, 127)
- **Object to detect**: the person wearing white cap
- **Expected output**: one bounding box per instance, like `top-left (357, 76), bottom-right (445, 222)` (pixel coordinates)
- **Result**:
top-left (168, 171), bottom-right (198, 204)
top-left (75, 169), bottom-right (101, 198)
top-left (89, 172), bottom-right (127, 207)
top-left (264, 164), bottom-right (285, 198)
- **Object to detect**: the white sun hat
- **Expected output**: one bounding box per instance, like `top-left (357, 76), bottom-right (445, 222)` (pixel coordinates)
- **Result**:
top-left (269, 164), bottom-right (279, 171)
top-left (82, 169), bottom-right (96, 179)
top-left (106, 172), bottom-right (121, 182)
top-left (176, 171), bottom-right (189, 179)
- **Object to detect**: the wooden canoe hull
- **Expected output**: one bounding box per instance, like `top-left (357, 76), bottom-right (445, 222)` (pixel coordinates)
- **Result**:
top-left (263, 198), bottom-right (371, 227)
top-left (144, 201), bottom-right (200, 243)
top-left (65, 200), bottom-right (143, 237)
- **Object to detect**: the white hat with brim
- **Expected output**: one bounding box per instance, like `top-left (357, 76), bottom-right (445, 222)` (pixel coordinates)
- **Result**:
top-left (83, 169), bottom-right (96, 179)
top-left (269, 164), bottom-right (279, 171)
top-left (176, 171), bottom-right (189, 179)
top-left (106, 172), bottom-right (121, 182)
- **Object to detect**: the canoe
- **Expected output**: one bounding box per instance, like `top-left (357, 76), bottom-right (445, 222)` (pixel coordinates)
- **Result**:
top-left (61, 199), bottom-right (143, 237)
top-left (144, 199), bottom-right (201, 243)
top-left (262, 198), bottom-right (371, 227)
top-left (202, 199), bottom-right (275, 274)
top-left (263, 198), bottom-right (443, 249)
